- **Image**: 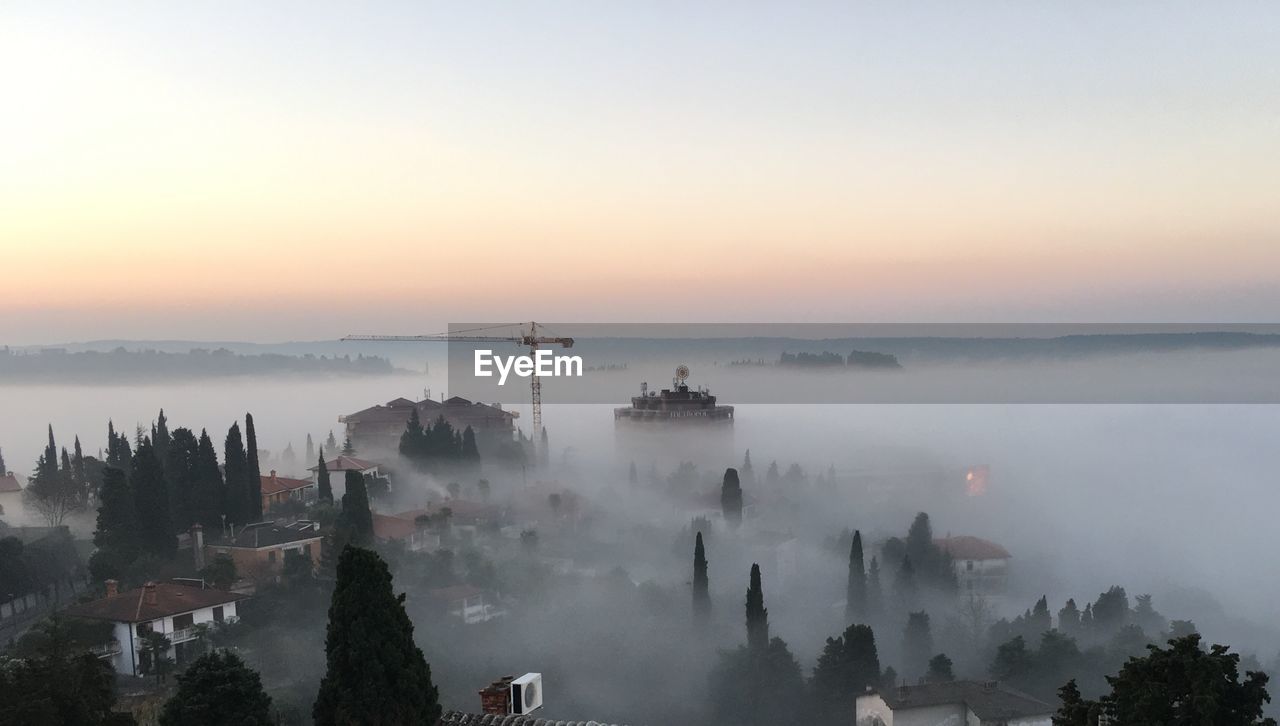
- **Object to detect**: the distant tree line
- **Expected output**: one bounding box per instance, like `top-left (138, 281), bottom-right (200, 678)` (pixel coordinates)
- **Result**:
top-left (779, 349), bottom-right (902, 368)
top-left (0, 346), bottom-right (397, 382)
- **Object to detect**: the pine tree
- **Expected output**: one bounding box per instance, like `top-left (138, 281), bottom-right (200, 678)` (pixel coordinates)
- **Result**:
top-left (133, 437), bottom-right (176, 557)
top-left (1030, 595), bottom-right (1052, 635)
top-left (846, 529), bottom-right (866, 622)
top-left (811, 623), bottom-right (881, 725)
top-left (341, 470), bottom-right (373, 545)
top-left (902, 611), bottom-right (933, 680)
top-left (721, 467), bottom-right (744, 529)
top-left (316, 449), bottom-right (333, 503)
top-left (399, 408), bottom-right (424, 463)
top-left (223, 423), bottom-right (249, 526)
top-left (341, 435), bottom-right (355, 457)
top-left (325, 430), bottom-right (337, 452)
top-left (88, 466), bottom-right (138, 581)
top-left (160, 650), bottom-right (272, 726)
top-left (746, 563), bottom-right (769, 651)
top-left (693, 531), bottom-right (710, 618)
top-left (1058, 598), bottom-right (1082, 637)
top-left (926, 653), bottom-right (954, 683)
top-left (741, 449), bottom-right (754, 485)
top-left (313, 546), bottom-right (441, 725)
top-left (244, 413), bottom-right (263, 523)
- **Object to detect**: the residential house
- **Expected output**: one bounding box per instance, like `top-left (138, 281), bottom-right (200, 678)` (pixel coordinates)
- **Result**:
top-left (63, 579), bottom-right (245, 676)
top-left (339, 396), bottom-right (516, 454)
top-left (0, 471), bottom-right (24, 521)
top-left (855, 681), bottom-right (1053, 726)
top-left (308, 454), bottom-right (381, 480)
top-left (427, 584), bottom-right (505, 625)
top-left (372, 512), bottom-right (441, 552)
top-left (260, 470), bottom-right (315, 512)
top-left (205, 521), bottom-right (323, 580)
top-left (935, 536), bottom-right (1012, 599)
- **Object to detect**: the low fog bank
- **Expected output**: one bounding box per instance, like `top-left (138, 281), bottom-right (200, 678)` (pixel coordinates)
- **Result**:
top-left (3, 351), bottom-right (1278, 723)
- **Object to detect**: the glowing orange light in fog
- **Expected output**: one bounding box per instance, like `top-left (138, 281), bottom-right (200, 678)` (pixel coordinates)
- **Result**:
top-left (966, 466), bottom-right (990, 496)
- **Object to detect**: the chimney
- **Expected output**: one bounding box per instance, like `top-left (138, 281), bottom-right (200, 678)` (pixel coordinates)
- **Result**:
top-left (191, 524), bottom-right (205, 571)
top-left (479, 676), bottom-right (515, 715)
top-left (105, 579), bottom-right (118, 597)
top-left (144, 581), bottom-right (158, 606)
top-left (270, 469), bottom-right (277, 482)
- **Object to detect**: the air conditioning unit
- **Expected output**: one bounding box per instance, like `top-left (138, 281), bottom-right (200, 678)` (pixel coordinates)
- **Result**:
top-left (510, 672), bottom-right (543, 715)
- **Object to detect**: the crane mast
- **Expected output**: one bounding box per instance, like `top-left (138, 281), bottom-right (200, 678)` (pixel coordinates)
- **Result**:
top-left (342, 322), bottom-right (573, 457)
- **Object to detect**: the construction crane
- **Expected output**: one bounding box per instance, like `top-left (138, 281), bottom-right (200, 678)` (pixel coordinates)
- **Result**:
top-left (342, 322), bottom-right (574, 449)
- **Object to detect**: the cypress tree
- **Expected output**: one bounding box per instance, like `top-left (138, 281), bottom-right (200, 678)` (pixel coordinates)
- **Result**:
top-left (191, 429), bottom-right (224, 531)
top-left (0, 445), bottom-right (6, 475)
top-left (341, 470), bottom-right (373, 545)
top-left (223, 423), bottom-right (249, 526)
top-left (313, 546), bottom-right (441, 725)
top-left (325, 430), bottom-right (337, 452)
top-left (721, 467), bottom-right (743, 529)
top-left (745, 563), bottom-right (769, 651)
top-left (244, 413), bottom-right (263, 523)
top-left (894, 555), bottom-right (918, 611)
top-left (867, 556), bottom-right (883, 622)
top-left (133, 437), bottom-right (176, 557)
top-left (628, 461), bottom-right (638, 486)
top-left (305, 434), bottom-right (315, 465)
top-left (902, 611), bottom-right (934, 680)
top-left (153, 409), bottom-right (171, 472)
top-left (461, 426), bottom-right (479, 462)
top-left (846, 529), bottom-right (866, 622)
top-left (693, 531), bottom-right (710, 618)
top-left (164, 428), bottom-right (200, 530)
top-left (316, 449), bottom-right (333, 503)
top-left (341, 435), bottom-right (355, 457)
top-left (71, 437), bottom-right (85, 489)
top-left (89, 466), bottom-right (138, 581)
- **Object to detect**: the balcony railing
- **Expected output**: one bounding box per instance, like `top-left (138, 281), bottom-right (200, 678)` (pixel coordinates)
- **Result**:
top-left (89, 641), bottom-right (121, 658)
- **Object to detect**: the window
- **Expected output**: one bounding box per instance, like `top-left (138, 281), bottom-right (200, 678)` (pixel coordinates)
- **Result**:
top-left (966, 560), bottom-right (974, 571)
top-left (303, 543), bottom-right (313, 557)
top-left (213, 606), bottom-right (224, 622)
top-left (268, 550), bottom-right (277, 563)
top-left (173, 613), bottom-right (194, 630)
top-left (137, 621), bottom-right (154, 636)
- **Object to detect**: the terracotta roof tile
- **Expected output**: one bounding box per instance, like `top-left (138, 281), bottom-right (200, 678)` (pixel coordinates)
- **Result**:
top-left (63, 582), bottom-right (244, 623)
top-left (934, 536), bottom-right (1011, 561)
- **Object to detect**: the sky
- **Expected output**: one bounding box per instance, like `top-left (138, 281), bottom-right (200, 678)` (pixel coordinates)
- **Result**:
top-left (2, 1), bottom-right (1279, 344)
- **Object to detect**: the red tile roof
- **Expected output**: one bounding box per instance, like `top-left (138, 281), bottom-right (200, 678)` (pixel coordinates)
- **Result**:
top-left (0, 473), bottom-right (22, 493)
top-left (63, 582), bottom-right (244, 623)
top-left (935, 536), bottom-right (1011, 561)
top-left (372, 513), bottom-right (418, 541)
top-left (428, 584), bottom-right (484, 603)
top-left (309, 455), bottom-right (378, 473)
top-left (260, 473), bottom-right (313, 496)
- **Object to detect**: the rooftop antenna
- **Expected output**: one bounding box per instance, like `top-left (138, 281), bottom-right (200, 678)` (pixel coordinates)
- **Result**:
top-left (673, 364), bottom-right (690, 389)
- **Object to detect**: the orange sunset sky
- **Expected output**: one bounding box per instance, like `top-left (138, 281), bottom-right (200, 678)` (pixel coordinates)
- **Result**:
top-left (3, 2), bottom-right (1279, 345)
